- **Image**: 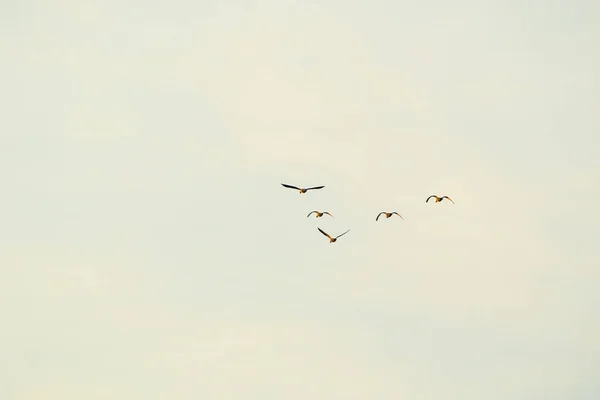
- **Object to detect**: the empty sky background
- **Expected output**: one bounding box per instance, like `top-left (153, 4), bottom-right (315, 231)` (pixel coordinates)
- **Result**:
top-left (1, 0), bottom-right (599, 399)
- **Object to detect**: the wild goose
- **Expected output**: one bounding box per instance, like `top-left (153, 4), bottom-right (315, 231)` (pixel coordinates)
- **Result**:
top-left (376, 211), bottom-right (403, 221)
top-left (426, 195), bottom-right (454, 204)
top-left (317, 227), bottom-right (350, 243)
top-left (281, 183), bottom-right (325, 193)
top-left (307, 211), bottom-right (334, 218)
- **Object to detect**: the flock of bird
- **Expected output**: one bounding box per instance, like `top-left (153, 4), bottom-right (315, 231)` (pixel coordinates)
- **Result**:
top-left (281, 183), bottom-right (454, 244)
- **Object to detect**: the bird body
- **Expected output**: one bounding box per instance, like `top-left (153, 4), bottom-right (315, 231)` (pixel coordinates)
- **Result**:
top-left (426, 195), bottom-right (454, 204)
top-left (281, 183), bottom-right (325, 193)
top-left (307, 211), bottom-right (334, 218)
top-left (376, 211), bottom-right (403, 221)
top-left (317, 227), bottom-right (350, 243)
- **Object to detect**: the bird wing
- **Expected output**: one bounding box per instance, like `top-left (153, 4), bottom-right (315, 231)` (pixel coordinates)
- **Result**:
top-left (317, 227), bottom-right (333, 240)
top-left (376, 212), bottom-right (385, 221)
top-left (392, 212), bottom-right (404, 219)
top-left (442, 196), bottom-right (455, 204)
top-left (426, 195), bottom-right (436, 203)
top-left (323, 212), bottom-right (334, 218)
top-left (307, 211), bottom-right (318, 217)
top-left (335, 229), bottom-right (351, 239)
top-left (305, 185), bottom-right (325, 191)
top-left (281, 183), bottom-right (301, 190)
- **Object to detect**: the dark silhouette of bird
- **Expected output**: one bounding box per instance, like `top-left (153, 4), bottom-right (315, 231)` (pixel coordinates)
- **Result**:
top-left (376, 211), bottom-right (403, 221)
top-left (317, 227), bottom-right (350, 243)
top-left (281, 183), bottom-right (325, 193)
top-left (426, 195), bottom-right (454, 204)
top-left (307, 211), bottom-right (334, 218)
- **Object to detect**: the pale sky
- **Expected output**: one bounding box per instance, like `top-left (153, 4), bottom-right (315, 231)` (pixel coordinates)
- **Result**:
top-left (1, 0), bottom-right (599, 399)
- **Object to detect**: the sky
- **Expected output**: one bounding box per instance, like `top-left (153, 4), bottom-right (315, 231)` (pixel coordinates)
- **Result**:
top-left (1, 0), bottom-right (599, 399)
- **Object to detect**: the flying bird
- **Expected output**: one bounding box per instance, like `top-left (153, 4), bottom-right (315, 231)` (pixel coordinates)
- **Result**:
top-left (376, 211), bottom-right (404, 221)
top-left (307, 211), bottom-right (334, 218)
top-left (426, 195), bottom-right (455, 204)
top-left (317, 227), bottom-right (350, 243)
top-left (281, 183), bottom-right (325, 193)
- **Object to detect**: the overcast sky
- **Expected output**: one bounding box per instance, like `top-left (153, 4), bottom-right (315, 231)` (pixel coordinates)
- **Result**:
top-left (1, 1), bottom-right (599, 399)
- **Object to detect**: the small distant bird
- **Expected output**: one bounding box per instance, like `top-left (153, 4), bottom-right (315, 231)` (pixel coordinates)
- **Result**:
top-left (376, 211), bottom-right (403, 221)
top-left (317, 227), bottom-right (350, 243)
top-left (307, 211), bottom-right (334, 218)
top-left (281, 183), bottom-right (325, 193)
top-left (426, 195), bottom-right (455, 204)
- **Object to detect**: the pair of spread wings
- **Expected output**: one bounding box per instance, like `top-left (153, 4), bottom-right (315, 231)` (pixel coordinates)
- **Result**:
top-left (376, 212), bottom-right (403, 221)
top-left (281, 183), bottom-right (325, 191)
top-left (318, 227), bottom-right (350, 241)
top-left (307, 211), bottom-right (333, 218)
top-left (426, 195), bottom-right (455, 203)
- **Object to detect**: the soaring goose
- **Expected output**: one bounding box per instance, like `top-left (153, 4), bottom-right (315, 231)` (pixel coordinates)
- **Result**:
top-left (281, 183), bottom-right (325, 193)
top-left (376, 211), bottom-right (403, 221)
top-left (317, 227), bottom-right (350, 243)
top-left (426, 195), bottom-right (454, 204)
top-left (307, 211), bottom-right (334, 218)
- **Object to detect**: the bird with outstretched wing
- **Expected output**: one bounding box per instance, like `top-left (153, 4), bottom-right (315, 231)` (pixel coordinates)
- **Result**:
top-left (375, 211), bottom-right (404, 221)
top-left (426, 195), bottom-right (454, 204)
top-left (307, 211), bottom-right (334, 218)
top-left (317, 227), bottom-right (350, 243)
top-left (281, 183), bottom-right (325, 193)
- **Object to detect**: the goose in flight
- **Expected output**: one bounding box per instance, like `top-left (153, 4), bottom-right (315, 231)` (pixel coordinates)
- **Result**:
top-left (426, 195), bottom-right (455, 204)
top-left (317, 227), bottom-right (350, 243)
top-left (376, 211), bottom-right (403, 221)
top-left (281, 183), bottom-right (325, 193)
top-left (307, 211), bottom-right (334, 218)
